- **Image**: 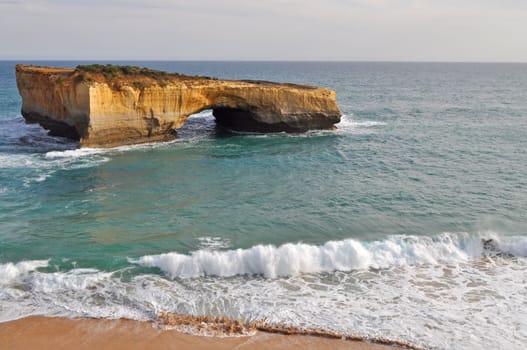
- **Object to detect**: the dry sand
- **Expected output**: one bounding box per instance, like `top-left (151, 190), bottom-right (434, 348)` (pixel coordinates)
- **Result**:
top-left (0, 316), bottom-right (407, 350)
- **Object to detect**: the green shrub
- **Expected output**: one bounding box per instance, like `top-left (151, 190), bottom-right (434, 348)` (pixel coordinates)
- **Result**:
top-left (74, 64), bottom-right (218, 83)
top-left (75, 64), bottom-right (173, 80)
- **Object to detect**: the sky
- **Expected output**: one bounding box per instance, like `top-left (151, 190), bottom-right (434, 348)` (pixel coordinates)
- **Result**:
top-left (0, 0), bottom-right (526, 61)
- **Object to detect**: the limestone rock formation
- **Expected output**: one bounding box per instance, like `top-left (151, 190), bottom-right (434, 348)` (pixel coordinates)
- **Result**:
top-left (16, 64), bottom-right (341, 148)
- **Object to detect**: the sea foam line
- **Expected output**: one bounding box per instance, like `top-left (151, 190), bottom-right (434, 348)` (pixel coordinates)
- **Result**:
top-left (156, 311), bottom-right (424, 349)
top-left (133, 232), bottom-right (527, 279)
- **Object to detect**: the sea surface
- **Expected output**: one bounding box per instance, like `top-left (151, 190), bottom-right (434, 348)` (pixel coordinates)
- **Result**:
top-left (1, 61), bottom-right (526, 349)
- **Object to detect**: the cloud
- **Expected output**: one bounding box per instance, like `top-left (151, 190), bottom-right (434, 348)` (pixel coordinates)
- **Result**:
top-left (0, 0), bottom-right (21, 4)
top-left (1, 0), bottom-right (526, 61)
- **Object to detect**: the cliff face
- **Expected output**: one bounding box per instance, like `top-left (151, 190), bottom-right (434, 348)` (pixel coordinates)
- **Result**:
top-left (16, 65), bottom-right (341, 148)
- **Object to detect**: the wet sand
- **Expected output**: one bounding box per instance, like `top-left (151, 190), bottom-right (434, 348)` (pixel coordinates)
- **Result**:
top-left (0, 316), bottom-right (406, 350)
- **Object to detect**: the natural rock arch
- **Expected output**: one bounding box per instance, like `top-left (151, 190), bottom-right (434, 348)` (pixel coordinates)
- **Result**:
top-left (16, 65), bottom-right (341, 148)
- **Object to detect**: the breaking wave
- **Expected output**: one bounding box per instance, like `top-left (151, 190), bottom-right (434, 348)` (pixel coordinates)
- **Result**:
top-left (0, 260), bottom-right (49, 286)
top-left (1, 233), bottom-right (526, 349)
top-left (134, 232), bottom-right (527, 279)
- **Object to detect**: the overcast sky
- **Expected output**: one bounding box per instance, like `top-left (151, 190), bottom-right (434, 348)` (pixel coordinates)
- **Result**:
top-left (1, 0), bottom-right (526, 61)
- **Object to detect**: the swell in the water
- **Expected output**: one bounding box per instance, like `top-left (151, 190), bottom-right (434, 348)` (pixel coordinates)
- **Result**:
top-left (134, 232), bottom-right (526, 279)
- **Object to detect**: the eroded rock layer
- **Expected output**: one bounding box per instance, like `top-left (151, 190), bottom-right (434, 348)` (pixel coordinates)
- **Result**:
top-left (16, 64), bottom-right (341, 148)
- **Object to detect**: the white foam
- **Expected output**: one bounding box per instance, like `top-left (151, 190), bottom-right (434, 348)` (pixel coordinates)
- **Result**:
top-left (44, 140), bottom-right (181, 158)
top-left (29, 268), bottom-right (114, 293)
top-left (2, 136), bottom-right (186, 187)
top-left (1, 234), bottom-right (526, 349)
top-left (1, 149), bottom-right (109, 171)
top-left (197, 236), bottom-right (231, 250)
top-left (187, 110), bottom-right (214, 120)
top-left (336, 114), bottom-right (386, 133)
top-left (0, 265), bottom-right (150, 322)
top-left (134, 233), bottom-right (527, 279)
top-left (0, 147), bottom-right (113, 186)
top-left (44, 148), bottom-right (106, 159)
top-left (0, 154), bottom-right (37, 169)
top-left (0, 260), bottom-right (48, 286)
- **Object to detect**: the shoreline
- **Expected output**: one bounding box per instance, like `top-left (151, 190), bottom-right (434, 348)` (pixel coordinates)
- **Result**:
top-left (0, 316), bottom-right (415, 350)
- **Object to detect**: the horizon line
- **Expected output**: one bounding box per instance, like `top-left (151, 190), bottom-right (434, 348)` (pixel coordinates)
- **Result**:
top-left (1, 59), bottom-right (527, 64)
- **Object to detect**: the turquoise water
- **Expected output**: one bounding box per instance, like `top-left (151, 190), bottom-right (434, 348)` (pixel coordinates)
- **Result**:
top-left (1, 61), bottom-right (526, 349)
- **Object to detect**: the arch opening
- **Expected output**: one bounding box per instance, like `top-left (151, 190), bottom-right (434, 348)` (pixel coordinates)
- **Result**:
top-left (212, 107), bottom-right (300, 133)
top-left (176, 106), bottom-right (289, 139)
top-left (175, 109), bottom-right (222, 139)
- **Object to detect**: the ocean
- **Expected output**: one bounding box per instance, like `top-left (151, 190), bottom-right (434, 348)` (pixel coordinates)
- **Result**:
top-left (0, 61), bottom-right (526, 349)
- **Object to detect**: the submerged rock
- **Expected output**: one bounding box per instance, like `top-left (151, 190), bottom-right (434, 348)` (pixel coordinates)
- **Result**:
top-left (16, 64), bottom-right (341, 148)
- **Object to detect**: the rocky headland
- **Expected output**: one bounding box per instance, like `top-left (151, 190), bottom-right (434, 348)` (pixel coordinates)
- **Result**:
top-left (16, 64), bottom-right (341, 148)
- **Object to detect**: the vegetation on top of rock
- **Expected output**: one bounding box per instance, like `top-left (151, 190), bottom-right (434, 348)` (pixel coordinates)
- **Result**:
top-left (74, 64), bottom-right (219, 82)
top-left (75, 64), bottom-right (173, 79)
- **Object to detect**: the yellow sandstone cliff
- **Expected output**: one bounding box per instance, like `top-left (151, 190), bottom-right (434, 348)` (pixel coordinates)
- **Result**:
top-left (16, 64), bottom-right (341, 148)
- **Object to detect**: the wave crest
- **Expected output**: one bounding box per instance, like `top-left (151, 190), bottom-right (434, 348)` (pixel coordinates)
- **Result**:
top-left (134, 233), bottom-right (527, 279)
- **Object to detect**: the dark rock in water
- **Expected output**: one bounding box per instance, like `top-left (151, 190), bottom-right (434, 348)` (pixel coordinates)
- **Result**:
top-left (482, 238), bottom-right (514, 257)
top-left (482, 239), bottom-right (497, 251)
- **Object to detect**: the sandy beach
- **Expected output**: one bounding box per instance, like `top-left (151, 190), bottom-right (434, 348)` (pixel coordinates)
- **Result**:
top-left (0, 316), bottom-right (409, 350)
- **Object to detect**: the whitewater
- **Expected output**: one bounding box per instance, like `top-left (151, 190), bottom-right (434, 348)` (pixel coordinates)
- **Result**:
top-left (1, 233), bottom-right (526, 349)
